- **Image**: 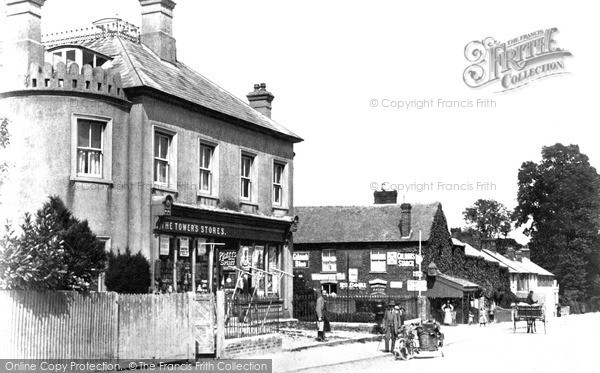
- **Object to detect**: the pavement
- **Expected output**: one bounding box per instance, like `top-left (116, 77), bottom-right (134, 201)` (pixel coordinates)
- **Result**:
top-left (254, 321), bottom-right (509, 372)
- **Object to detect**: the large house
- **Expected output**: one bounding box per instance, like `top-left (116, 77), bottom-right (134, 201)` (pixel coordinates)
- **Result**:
top-left (0, 0), bottom-right (302, 315)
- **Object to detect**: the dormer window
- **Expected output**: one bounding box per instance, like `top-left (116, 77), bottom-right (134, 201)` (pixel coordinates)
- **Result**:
top-left (46, 47), bottom-right (112, 69)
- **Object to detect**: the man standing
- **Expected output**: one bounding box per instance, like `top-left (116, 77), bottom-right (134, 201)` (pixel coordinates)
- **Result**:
top-left (316, 290), bottom-right (326, 341)
top-left (382, 300), bottom-right (400, 352)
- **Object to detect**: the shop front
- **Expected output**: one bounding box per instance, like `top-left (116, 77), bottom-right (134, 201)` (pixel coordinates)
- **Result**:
top-left (151, 203), bottom-right (295, 306)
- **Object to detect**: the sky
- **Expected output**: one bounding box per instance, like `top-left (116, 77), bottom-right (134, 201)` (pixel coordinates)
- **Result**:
top-left (4, 0), bottom-right (599, 244)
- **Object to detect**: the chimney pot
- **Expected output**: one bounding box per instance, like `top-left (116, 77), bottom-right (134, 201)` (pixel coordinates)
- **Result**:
top-left (247, 83), bottom-right (275, 118)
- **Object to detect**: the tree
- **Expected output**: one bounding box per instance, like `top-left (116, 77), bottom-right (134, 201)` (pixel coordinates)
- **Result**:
top-left (0, 196), bottom-right (107, 291)
top-left (105, 248), bottom-right (151, 294)
top-left (515, 144), bottom-right (600, 301)
top-left (0, 117), bottom-right (10, 189)
top-left (463, 199), bottom-right (514, 239)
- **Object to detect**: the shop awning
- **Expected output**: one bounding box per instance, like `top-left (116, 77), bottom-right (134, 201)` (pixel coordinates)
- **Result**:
top-left (426, 273), bottom-right (479, 298)
top-left (153, 203), bottom-right (294, 242)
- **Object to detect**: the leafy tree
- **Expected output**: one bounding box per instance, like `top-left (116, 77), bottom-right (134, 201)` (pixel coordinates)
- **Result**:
top-left (463, 199), bottom-right (514, 239)
top-left (293, 270), bottom-right (316, 296)
top-left (0, 196), bottom-right (106, 291)
top-left (515, 144), bottom-right (600, 301)
top-left (0, 117), bottom-right (10, 189)
top-left (105, 248), bottom-right (151, 293)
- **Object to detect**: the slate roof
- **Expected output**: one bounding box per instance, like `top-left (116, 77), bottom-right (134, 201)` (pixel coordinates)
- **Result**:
top-left (482, 249), bottom-right (533, 274)
top-left (293, 202), bottom-right (441, 244)
top-left (438, 273), bottom-right (479, 289)
top-left (519, 258), bottom-right (554, 276)
top-left (452, 238), bottom-right (508, 268)
top-left (47, 36), bottom-right (302, 142)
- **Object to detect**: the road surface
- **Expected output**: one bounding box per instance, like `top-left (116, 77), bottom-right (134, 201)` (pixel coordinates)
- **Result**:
top-left (296, 313), bottom-right (598, 373)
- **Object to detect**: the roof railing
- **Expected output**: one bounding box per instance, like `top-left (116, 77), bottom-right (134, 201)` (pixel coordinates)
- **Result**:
top-left (42, 18), bottom-right (140, 47)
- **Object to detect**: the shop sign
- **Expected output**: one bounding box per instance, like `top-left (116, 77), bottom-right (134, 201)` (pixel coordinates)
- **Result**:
top-left (387, 252), bottom-right (397, 265)
top-left (311, 273), bottom-right (346, 281)
top-left (159, 235), bottom-right (170, 256)
top-left (340, 282), bottom-right (367, 290)
top-left (398, 253), bottom-right (416, 260)
top-left (179, 237), bottom-right (189, 257)
top-left (158, 219), bottom-right (227, 236)
top-left (407, 280), bottom-right (427, 291)
top-left (349, 268), bottom-right (358, 282)
top-left (370, 284), bottom-right (387, 294)
top-left (398, 260), bottom-right (414, 267)
top-left (390, 281), bottom-right (403, 289)
top-left (293, 252), bottom-right (310, 268)
top-left (219, 251), bottom-right (237, 268)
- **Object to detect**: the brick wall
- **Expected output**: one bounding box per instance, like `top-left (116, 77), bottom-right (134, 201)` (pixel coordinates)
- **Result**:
top-left (294, 242), bottom-right (423, 296)
top-left (221, 334), bottom-right (282, 358)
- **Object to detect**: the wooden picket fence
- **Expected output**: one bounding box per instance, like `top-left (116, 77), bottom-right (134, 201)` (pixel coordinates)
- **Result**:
top-left (0, 291), bottom-right (215, 360)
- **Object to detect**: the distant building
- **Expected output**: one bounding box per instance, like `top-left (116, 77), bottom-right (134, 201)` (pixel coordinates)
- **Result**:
top-left (0, 0), bottom-right (302, 314)
top-left (453, 238), bottom-right (559, 315)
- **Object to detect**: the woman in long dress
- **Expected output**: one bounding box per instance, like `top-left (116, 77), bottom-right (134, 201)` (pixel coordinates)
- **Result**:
top-left (442, 301), bottom-right (454, 325)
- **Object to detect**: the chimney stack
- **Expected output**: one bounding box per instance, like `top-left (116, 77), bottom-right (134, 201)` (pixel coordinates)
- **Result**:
top-left (139, 0), bottom-right (177, 63)
top-left (374, 190), bottom-right (397, 204)
top-left (2, 0), bottom-right (46, 88)
top-left (399, 203), bottom-right (412, 237)
top-left (520, 247), bottom-right (531, 260)
top-left (247, 83), bottom-right (275, 118)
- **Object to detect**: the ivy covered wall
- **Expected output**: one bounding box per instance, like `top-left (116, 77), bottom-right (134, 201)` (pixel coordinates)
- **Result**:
top-left (422, 205), bottom-right (513, 304)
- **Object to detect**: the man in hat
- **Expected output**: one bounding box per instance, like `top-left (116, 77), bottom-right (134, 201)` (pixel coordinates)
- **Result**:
top-left (381, 300), bottom-right (400, 352)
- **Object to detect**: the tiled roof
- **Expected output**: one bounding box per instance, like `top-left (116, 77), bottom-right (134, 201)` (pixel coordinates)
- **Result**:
top-left (293, 202), bottom-right (441, 244)
top-left (52, 36), bottom-right (302, 142)
top-left (482, 249), bottom-right (534, 274)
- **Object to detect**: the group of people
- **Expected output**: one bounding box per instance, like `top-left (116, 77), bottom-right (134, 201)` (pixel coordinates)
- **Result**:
top-left (381, 300), bottom-right (406, 352)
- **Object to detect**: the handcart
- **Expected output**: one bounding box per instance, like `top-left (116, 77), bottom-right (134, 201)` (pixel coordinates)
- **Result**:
top-left (513, 304), bottom-right (546, 334)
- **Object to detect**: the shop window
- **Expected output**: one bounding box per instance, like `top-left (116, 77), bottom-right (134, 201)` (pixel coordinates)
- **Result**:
top-left (322, 283), bottom-right (337, 295)
top-left (199, 143), bottom-right (215, 194)
top-left (71, 115), bottom-right (112, 182)
top-left (322, 250), bottom-right (337, 272)
top-left (154, 129), bottom-right (177, 189)
top-left (241, 154), bottom-right (254, 200)
top-left (273, 162), bottom-right (285, 206)
top-left (267, 245), bottom-right (280, 295)
top-left (370, 249), bottom-right (387, 273)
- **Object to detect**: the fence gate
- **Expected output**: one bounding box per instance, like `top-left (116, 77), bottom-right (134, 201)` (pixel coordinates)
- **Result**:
top-left (192, 293), bottom-right (215, 354)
